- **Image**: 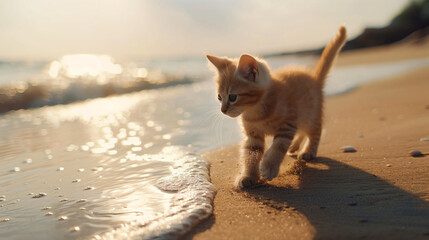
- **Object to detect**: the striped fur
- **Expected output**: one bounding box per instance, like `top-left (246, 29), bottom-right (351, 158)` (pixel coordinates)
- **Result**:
top-left (207, 26), bottom-right (347, 188)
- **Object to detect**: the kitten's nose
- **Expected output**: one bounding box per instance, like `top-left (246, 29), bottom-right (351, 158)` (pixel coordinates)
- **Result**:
top-left (221, 105), bottom-right (228, 113)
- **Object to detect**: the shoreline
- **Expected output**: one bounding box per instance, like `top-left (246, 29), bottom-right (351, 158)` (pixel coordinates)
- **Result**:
top-left (185, 43), bottom-right (429, 239)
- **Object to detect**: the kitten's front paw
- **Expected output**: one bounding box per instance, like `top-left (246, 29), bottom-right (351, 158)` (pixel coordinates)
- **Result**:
top-left (298, 152), bottom-right (316, 161)
top-left (259, 162), bottom-right (280, 181)
top-left (235, 175), bottom-right (258, 189)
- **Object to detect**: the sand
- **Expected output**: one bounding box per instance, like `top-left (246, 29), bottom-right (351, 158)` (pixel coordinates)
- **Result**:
top-left (184, 43), bottom-right (429, 239)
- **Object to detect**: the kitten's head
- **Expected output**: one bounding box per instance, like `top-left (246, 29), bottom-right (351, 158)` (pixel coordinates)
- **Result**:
top-left (206, 54), bottom-right (271, 118)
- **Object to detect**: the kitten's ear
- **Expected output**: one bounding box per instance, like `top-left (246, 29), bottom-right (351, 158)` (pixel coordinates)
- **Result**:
top-left (237, 54), bottom-right (258, 82)
top-left (206, 54), bottom-right (230, 70)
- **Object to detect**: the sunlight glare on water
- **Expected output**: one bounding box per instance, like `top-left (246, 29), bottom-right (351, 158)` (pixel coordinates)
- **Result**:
top-left (48, 54), bottom-right (123, 84)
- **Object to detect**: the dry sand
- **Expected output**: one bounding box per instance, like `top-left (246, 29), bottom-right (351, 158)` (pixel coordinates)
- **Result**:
top-left (185, 43), bottom-right (429, 239)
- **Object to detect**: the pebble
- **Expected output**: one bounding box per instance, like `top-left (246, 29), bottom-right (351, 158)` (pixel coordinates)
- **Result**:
top-left (340, 146), bottom-right (356, 153)
top-left (58, 216), bottom-right (68, 221)
top-left (84, 186), bottom-right (95, 191)
top-left (71, 226), bottom-right (80, 232)
top-left (78, 168), bottom-right (85, 172)
top-left (28, 193), bottom-right (34, 196)
top-left (32, 193), bottom-right (47, 198)
top-left (41, 207), bottom-right (51, 210)
top-left (54, 187), bottom-right (61, 190)
top-left (386, 164), bottom-right (392, 167)
top-left (23, 158), bottom-right (32, 164)
top-left (72, 179), bottom-right (81, 183)
top-left (59, 199), bottom-right (68, 202)
top-left (0, 195), bottom-right (5, 198)
top-left (409, 150), bottom-right (424, 157)
top-left (11, 167), bottom-right (21, 172)
top-left (0, 199), bottom-right (4, 202)
top-left (45, 212), bottom-right (53, 216)
top-left (57, 167), bottom-right (64, 171)
top-left (76, 199), bottom-right (87, 203)
top-left (1, 218), bottom-right (10, 222)
top-left (421, 137), bottom-right (429, 142)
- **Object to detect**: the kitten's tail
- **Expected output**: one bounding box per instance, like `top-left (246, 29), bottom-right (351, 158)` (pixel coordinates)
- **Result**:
top-left (313, 26), bottom-right (347, 86)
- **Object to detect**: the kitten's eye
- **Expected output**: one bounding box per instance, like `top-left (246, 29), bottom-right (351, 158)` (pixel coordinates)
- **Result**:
top-left (217, 94), bottom-right (222, 101)
top-left (228, 94), bottom-right (237, 102)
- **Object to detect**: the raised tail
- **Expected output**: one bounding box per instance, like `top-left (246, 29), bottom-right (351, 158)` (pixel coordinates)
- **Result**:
top-left (313, 26), bottom-right (347, 86)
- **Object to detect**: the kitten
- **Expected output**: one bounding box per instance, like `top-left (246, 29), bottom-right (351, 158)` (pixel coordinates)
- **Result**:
top-left (207, 26), bottom-right (346, 188)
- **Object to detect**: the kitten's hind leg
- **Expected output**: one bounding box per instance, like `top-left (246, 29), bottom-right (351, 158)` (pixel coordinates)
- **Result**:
top-left (287, 133), bottom-right (305, 156)
top-left (298, 125), bottom-right (321, 161)
top-left (260, 125), bottom-right (296, 181)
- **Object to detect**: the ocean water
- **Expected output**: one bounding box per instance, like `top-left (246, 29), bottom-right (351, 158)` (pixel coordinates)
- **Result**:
top-left (0, 54), bottom-right (428, 239)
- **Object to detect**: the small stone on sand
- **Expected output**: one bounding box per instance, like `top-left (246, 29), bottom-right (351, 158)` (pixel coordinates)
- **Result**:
top-left (409, 150), bottom-right (424, 157)
top-left (58, 216), bottom-right (68, 221)
top-left (386, 164), bottom-right (392, 167)
top-left (340, 146), bottom-right (356, 153)
top-left (420, 137), bottom-right (429, 142)
top-left (57, 167), bottom-right (64, 171)
top-left (91, 167), bottom-right (103, 171)
top-left (42, 207), bottom-right (51, 210)
top-left (1, 218), bottom-right (10, 222)
top-left (72, 179), bottom-right (81, 183)
top-left (71, 226), bottom-right (80, 232)
top-left (78, 168), bottom-right (85, 172)
top-left (32, 193), bottom-right (47, 198)
top-left (45, 212), bottom-right (53, 216)
top-left (60, 199), bottom-right (68, 202)
top-left (12, 167), bottom-right (21, 172)
top-left (76, 199), bottom-right (87, 203)
top-left (23, 158), bottom-right (32, 164)
top-left (84, 186), bottom-right (95, 190)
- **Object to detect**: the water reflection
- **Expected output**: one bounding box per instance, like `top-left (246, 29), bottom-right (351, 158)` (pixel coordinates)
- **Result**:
top-left (0, 79), bottom-right (240, 239)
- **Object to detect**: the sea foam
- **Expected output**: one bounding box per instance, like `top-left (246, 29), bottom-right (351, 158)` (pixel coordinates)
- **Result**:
top-left (97, 146), bottom-right (216, 240)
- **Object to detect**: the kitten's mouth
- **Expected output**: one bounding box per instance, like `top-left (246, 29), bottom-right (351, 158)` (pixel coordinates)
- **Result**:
top-left (224, 112), bottom-right (241, 118)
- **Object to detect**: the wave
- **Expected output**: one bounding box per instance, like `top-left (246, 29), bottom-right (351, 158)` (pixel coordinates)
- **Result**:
top-left (96, 146), bottom-right (216, 240)
top-left (0, 54), bottom-right (197, 113)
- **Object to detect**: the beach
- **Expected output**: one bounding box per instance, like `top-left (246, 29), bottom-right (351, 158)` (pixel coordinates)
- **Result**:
top-left (1, 37), bottom-right (429, 240)
top-left (185, 42), bottom-right (429, 239)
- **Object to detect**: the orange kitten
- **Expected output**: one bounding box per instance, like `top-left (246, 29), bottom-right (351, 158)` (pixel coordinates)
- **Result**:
top-left (207, 26), bottom-right (346, 188)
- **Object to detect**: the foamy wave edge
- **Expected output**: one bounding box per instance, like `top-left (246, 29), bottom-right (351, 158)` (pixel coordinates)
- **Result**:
top-left (96, 146), bottom-right (216, 240)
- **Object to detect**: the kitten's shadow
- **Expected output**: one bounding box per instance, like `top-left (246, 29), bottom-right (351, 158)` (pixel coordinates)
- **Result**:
top-left (244, 157), bottom-right (429, 238)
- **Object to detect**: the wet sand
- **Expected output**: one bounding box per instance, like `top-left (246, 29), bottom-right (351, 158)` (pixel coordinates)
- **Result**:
top-left (185, 43), bottom-right (429, 239)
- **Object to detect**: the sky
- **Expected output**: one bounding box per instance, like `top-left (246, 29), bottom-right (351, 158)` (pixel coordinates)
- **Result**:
top-left (0, 0), bottom-right (410, 61)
